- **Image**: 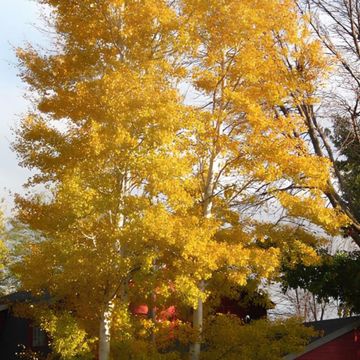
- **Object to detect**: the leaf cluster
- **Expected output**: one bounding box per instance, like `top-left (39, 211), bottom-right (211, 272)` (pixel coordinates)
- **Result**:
top-left (281, 251), bottom-right (360, 313)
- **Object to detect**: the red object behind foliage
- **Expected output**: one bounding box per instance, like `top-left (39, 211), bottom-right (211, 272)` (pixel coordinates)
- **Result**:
top-left (132, 304), bottom-right (149, 316)
top-left (131, 304), bottom-right (176, 321)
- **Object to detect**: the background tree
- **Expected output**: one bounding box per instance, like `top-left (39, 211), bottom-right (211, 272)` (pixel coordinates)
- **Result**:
top-left (281, 250), bottom-right (360, 316)
top-left (290, 0), bottom-right (360, 247)
top-left (271, 0), bottom-right (360, 320)
top-left (334, 114), bottom-right (360, 223)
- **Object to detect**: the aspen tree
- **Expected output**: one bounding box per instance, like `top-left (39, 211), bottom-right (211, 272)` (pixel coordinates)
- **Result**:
top-left (178, 1), bottom-right (347, 358)
top-left (14, 1), bottom-right (190, 359)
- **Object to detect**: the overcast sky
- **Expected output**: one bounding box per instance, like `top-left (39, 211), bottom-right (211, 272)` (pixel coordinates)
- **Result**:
top-left (0, 0), bottom-right (47, 207)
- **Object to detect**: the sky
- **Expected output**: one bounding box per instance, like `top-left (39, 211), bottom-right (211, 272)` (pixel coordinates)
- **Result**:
top-left (0, 1), bottom-right (199, 210)
top-left (0, 0), bottom-right (46, 207)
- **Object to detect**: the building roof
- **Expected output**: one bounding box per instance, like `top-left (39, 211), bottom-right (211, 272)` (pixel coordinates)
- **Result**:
top-left (0, 291), bottom-right (33, 304)
top-left (0, 291), bottom-right (51, 311)
top-left (284, 316), bottom-right (360, 360)
top-left (304, 316), bottom-right (360, 340)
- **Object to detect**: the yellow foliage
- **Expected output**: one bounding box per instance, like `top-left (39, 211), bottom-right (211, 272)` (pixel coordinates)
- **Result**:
top-left (12, 0), bottom-right (343, 358)
top-left (40, 311), bottom-right (94, 360)
top-left (203, 315), bottom-right (317, 360)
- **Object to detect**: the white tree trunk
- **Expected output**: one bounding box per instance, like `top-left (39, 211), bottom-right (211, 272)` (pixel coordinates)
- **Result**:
top-left (190, 61), bottom-right (225, 359)
top-left (190, 157), bottom-right (215, 359)
top-left (99, 172), bottom-right (127, 360)
top-left (190, 294), bottom-right (204, 360)
top-left (99, 301), bottom-right (114, 360)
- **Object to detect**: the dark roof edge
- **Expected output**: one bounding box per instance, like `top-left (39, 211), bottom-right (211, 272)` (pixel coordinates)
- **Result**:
top-left (283, 318), bottom-right (360, 360)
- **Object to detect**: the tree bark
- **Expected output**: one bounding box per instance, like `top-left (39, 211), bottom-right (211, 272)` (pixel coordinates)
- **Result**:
top-left (190, 152), bottom-right (215, 360)
top-left (190, 55), bottom-right (225, 358)
top-left (300, 104), bottom-right (360, 247)
top-left (190, 292), bottom-right (204, 360)
top-left (98, 173), bottom-right (128, 360)
top-left (99, 300), bottom-right (114, 360)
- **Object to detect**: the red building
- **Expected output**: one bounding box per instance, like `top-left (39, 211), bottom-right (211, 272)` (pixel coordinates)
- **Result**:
top-left (285, 317), bottom-right (360, 360)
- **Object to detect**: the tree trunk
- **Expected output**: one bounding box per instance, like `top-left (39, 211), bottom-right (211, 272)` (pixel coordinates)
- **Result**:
top-left (98, 173), bottom-right (126, 360)
top-left (190, 161), bottom-right (215, 360)
top-left (190, 154), bottom-right (215, 359)
top-left (99, 301), bottom-right (114, 360)
top-left (297, 103), bottom-right (360, 248)
top-left (149, 290), bottom-right (157, 344)
top-left (189, 60), bottom-right (222, 357)
top-left (190, 283), bottom-right (204, 360)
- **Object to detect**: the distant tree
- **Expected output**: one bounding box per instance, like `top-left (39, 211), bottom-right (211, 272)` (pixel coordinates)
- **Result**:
top-left (333, 116), bottom-right (360, 223)
top-left (291, 0), bottom-right (360, 247)
top-left (277, 0), bottom-right (360, 320)
top-left (281, 251), bottom-right (360, 316)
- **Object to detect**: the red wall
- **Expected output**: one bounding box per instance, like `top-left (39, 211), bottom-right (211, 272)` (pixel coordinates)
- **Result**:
top-left (299, 330), bottom-right (360, 360)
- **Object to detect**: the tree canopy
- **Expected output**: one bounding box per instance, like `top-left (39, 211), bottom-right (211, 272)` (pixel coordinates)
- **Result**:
top-left (11, 1), bottom-right (348, 359)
